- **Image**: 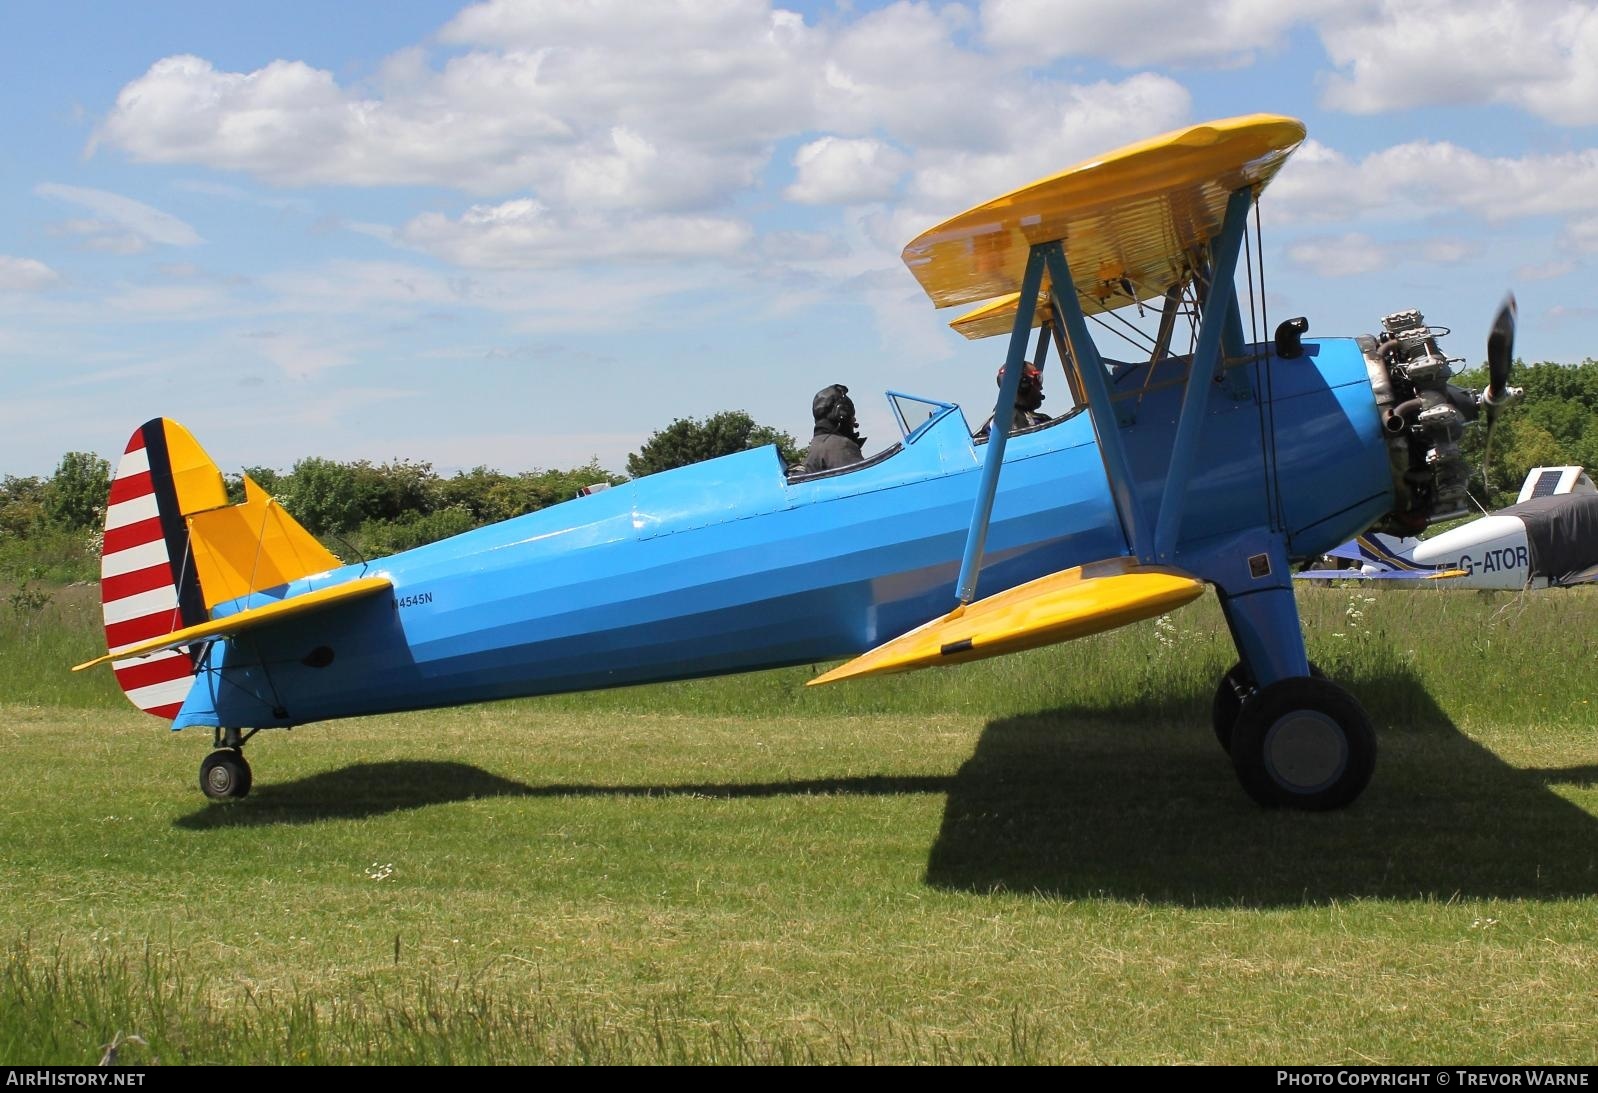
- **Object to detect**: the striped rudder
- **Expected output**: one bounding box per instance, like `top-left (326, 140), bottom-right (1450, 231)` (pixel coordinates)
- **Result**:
top-left (100, 420), bottom-right (216, 720)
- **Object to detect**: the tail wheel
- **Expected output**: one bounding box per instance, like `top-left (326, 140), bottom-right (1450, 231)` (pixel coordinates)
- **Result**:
top-left (1230, 677), bottom-right (1375, 810)
top-left (200, 748), bottom-right (252, 801)
top-left (1211, 660), bottom-right (1324, 753)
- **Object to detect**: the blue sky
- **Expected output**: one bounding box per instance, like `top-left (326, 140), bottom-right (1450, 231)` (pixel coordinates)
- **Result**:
top-left (4, 0), bottom-right (1597, 478)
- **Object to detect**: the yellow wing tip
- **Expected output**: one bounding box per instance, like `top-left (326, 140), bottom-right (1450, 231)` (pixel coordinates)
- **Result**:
top-left (807, 656), bottom-right (889, 687)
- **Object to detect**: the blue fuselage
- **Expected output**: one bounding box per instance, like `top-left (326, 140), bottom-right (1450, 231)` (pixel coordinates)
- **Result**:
top-left (178, 339), bottom-right (1393, 730)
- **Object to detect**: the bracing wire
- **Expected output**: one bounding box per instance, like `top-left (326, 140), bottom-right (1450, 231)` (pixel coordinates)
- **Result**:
top-left (1086, 300), bottom-right (1161, 356)
top-left (1254, 198), bottom-right (1286, 533)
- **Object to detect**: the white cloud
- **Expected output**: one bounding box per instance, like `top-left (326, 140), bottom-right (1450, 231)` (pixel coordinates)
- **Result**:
top-left (1286, 233), bottom-right (1392, 277)
top-left (1567, 215), bottom-right (1598, 253)
top-left (35, 183), bottom-right (203, 251)
top-left (1419, 237), bottom-right (1480, 264)
top-left (440, 0), bottom-right (807, 59)
top-left (1285, 231), bottom-right (1482, 276)
top-left (95, 55), bottom-right (403, 184)
top-left (1516, 258), bottom-right (1578, 281)
top-left (981, 0), bottom-right (1320, 67)
top-left (90, 0), bottom-right (1189, 232)
top-left (245, 258), bottom-right (743, 342)
top-left (1268, 140), bottom-right (1598, 225)
top-left (814, 2), bottom-right (1001, 148)
top-left (885, 73), bottom-right (1192, 245)
top-left (397, 199), bottom-right (753, 269)
top-left (786, 137), bottom-right (908, 204)
top-left (95, 4), bottom-right (817, 208)
top-left (51, 219), bottom-right (148, 255)
top-left (967, 0), bottom-right (1598, 127)
top-left (0, 256), bottom-right (61, 292)
top-left (1318, 0), bottom-right (1598, 125)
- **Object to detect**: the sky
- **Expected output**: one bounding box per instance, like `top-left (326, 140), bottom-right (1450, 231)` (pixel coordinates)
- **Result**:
top-left (4, 0), bottom-right (1598, 479)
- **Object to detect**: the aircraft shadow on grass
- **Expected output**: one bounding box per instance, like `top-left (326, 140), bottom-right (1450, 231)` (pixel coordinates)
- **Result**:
top-left (923, 665), bottom-right (1598, 907)
top-left (172, 761), bottom-right (949, 831)
top-left (177, 667), bottom-right (1598, 907)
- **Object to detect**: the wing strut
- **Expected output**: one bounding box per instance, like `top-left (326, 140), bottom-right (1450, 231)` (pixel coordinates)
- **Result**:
top-left (1039, 241), bottom-right (1151, 563)
top-left (954, 246), bottom-right (1048, 604)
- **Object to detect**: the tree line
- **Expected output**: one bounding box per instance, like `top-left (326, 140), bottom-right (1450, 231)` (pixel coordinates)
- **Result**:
top-left (0, 410), bottom-right (802, 584)
top-left (6, 360), bottom-right (1595, 586)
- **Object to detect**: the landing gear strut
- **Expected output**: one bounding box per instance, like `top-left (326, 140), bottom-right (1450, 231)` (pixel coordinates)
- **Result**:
top-left (200, 727), bottom-right (255, 801)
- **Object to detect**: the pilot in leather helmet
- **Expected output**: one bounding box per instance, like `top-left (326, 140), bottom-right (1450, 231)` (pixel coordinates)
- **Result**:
top-left (980, 362), bottom-right (1051, 437)
top-left (803, 384), bottom-right (867, 473)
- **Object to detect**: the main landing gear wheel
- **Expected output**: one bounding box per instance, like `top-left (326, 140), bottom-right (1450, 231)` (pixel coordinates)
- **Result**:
top-left (200, 748), bottom-right (252, 801)
top-left (1229, 677), bottom-right (1375, 811)
top-left (1211, 661), bottom-right (1325, 754)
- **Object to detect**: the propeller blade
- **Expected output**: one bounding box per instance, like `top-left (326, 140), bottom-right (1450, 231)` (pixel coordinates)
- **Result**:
top-left (1479, 292), bottom-right (1521, 489)
top-left (1484, 292), bottom-right (1517, 414)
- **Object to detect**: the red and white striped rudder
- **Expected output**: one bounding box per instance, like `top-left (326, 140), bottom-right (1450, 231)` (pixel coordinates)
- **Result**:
top-left (100, 421), bottom-right (209, 720)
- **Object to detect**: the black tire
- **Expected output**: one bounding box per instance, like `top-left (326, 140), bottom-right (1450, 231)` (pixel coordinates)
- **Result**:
top-left (200, 748), bottom-right (252, 801)
top-left (1230, 676), bottom-right (1375, 810)
top-left (1212, 660), bottom-right (1325, 754)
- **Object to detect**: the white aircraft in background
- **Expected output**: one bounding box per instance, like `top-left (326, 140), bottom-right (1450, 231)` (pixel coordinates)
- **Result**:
top-left (1300, 467), bottom-right (1598, 589)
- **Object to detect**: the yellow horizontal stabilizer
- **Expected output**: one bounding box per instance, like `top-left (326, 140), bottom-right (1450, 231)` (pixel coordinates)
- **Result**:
top-left (809, 558), bottom-right (1205, 686)
top-left (73, 575), bottom-right (392, 672)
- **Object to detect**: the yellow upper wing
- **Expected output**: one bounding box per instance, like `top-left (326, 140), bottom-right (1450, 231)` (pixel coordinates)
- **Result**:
top-left (901, 114), bottom-right (1304, 315)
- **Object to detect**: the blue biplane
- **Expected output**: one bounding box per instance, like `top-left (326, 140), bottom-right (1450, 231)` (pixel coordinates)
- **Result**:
top-left (76, 115), bottom-right (1522, 811)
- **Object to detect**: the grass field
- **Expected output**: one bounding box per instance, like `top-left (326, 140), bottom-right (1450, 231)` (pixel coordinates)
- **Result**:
top-left (1, 586), bottom-right (1595, 1064)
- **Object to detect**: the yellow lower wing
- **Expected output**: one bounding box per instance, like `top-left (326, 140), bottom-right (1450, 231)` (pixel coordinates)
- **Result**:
top-left (809, 558), bottom-right (1205, 685)
top-left (73, 575), bottom-right (392, 672)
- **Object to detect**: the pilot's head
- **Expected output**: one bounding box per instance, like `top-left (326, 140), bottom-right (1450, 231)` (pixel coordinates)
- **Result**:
top-left (997, 363), bottom-right (1045, 411)
top-left (812, 384), bottom-right (856, 430)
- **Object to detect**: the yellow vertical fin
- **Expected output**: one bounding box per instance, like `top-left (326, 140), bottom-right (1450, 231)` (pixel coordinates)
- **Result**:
top-left (187, 476), bottom-right (341, 609)
top-left (161, 419), bottom-right (229, 515)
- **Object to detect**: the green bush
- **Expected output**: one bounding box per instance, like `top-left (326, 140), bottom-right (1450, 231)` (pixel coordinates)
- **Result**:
top-left (358, 506), bottom-right (477, 556)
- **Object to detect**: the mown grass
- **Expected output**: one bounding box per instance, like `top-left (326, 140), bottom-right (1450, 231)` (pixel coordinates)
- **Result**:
top-left (1, 586), bottom-right (1595, 1063)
